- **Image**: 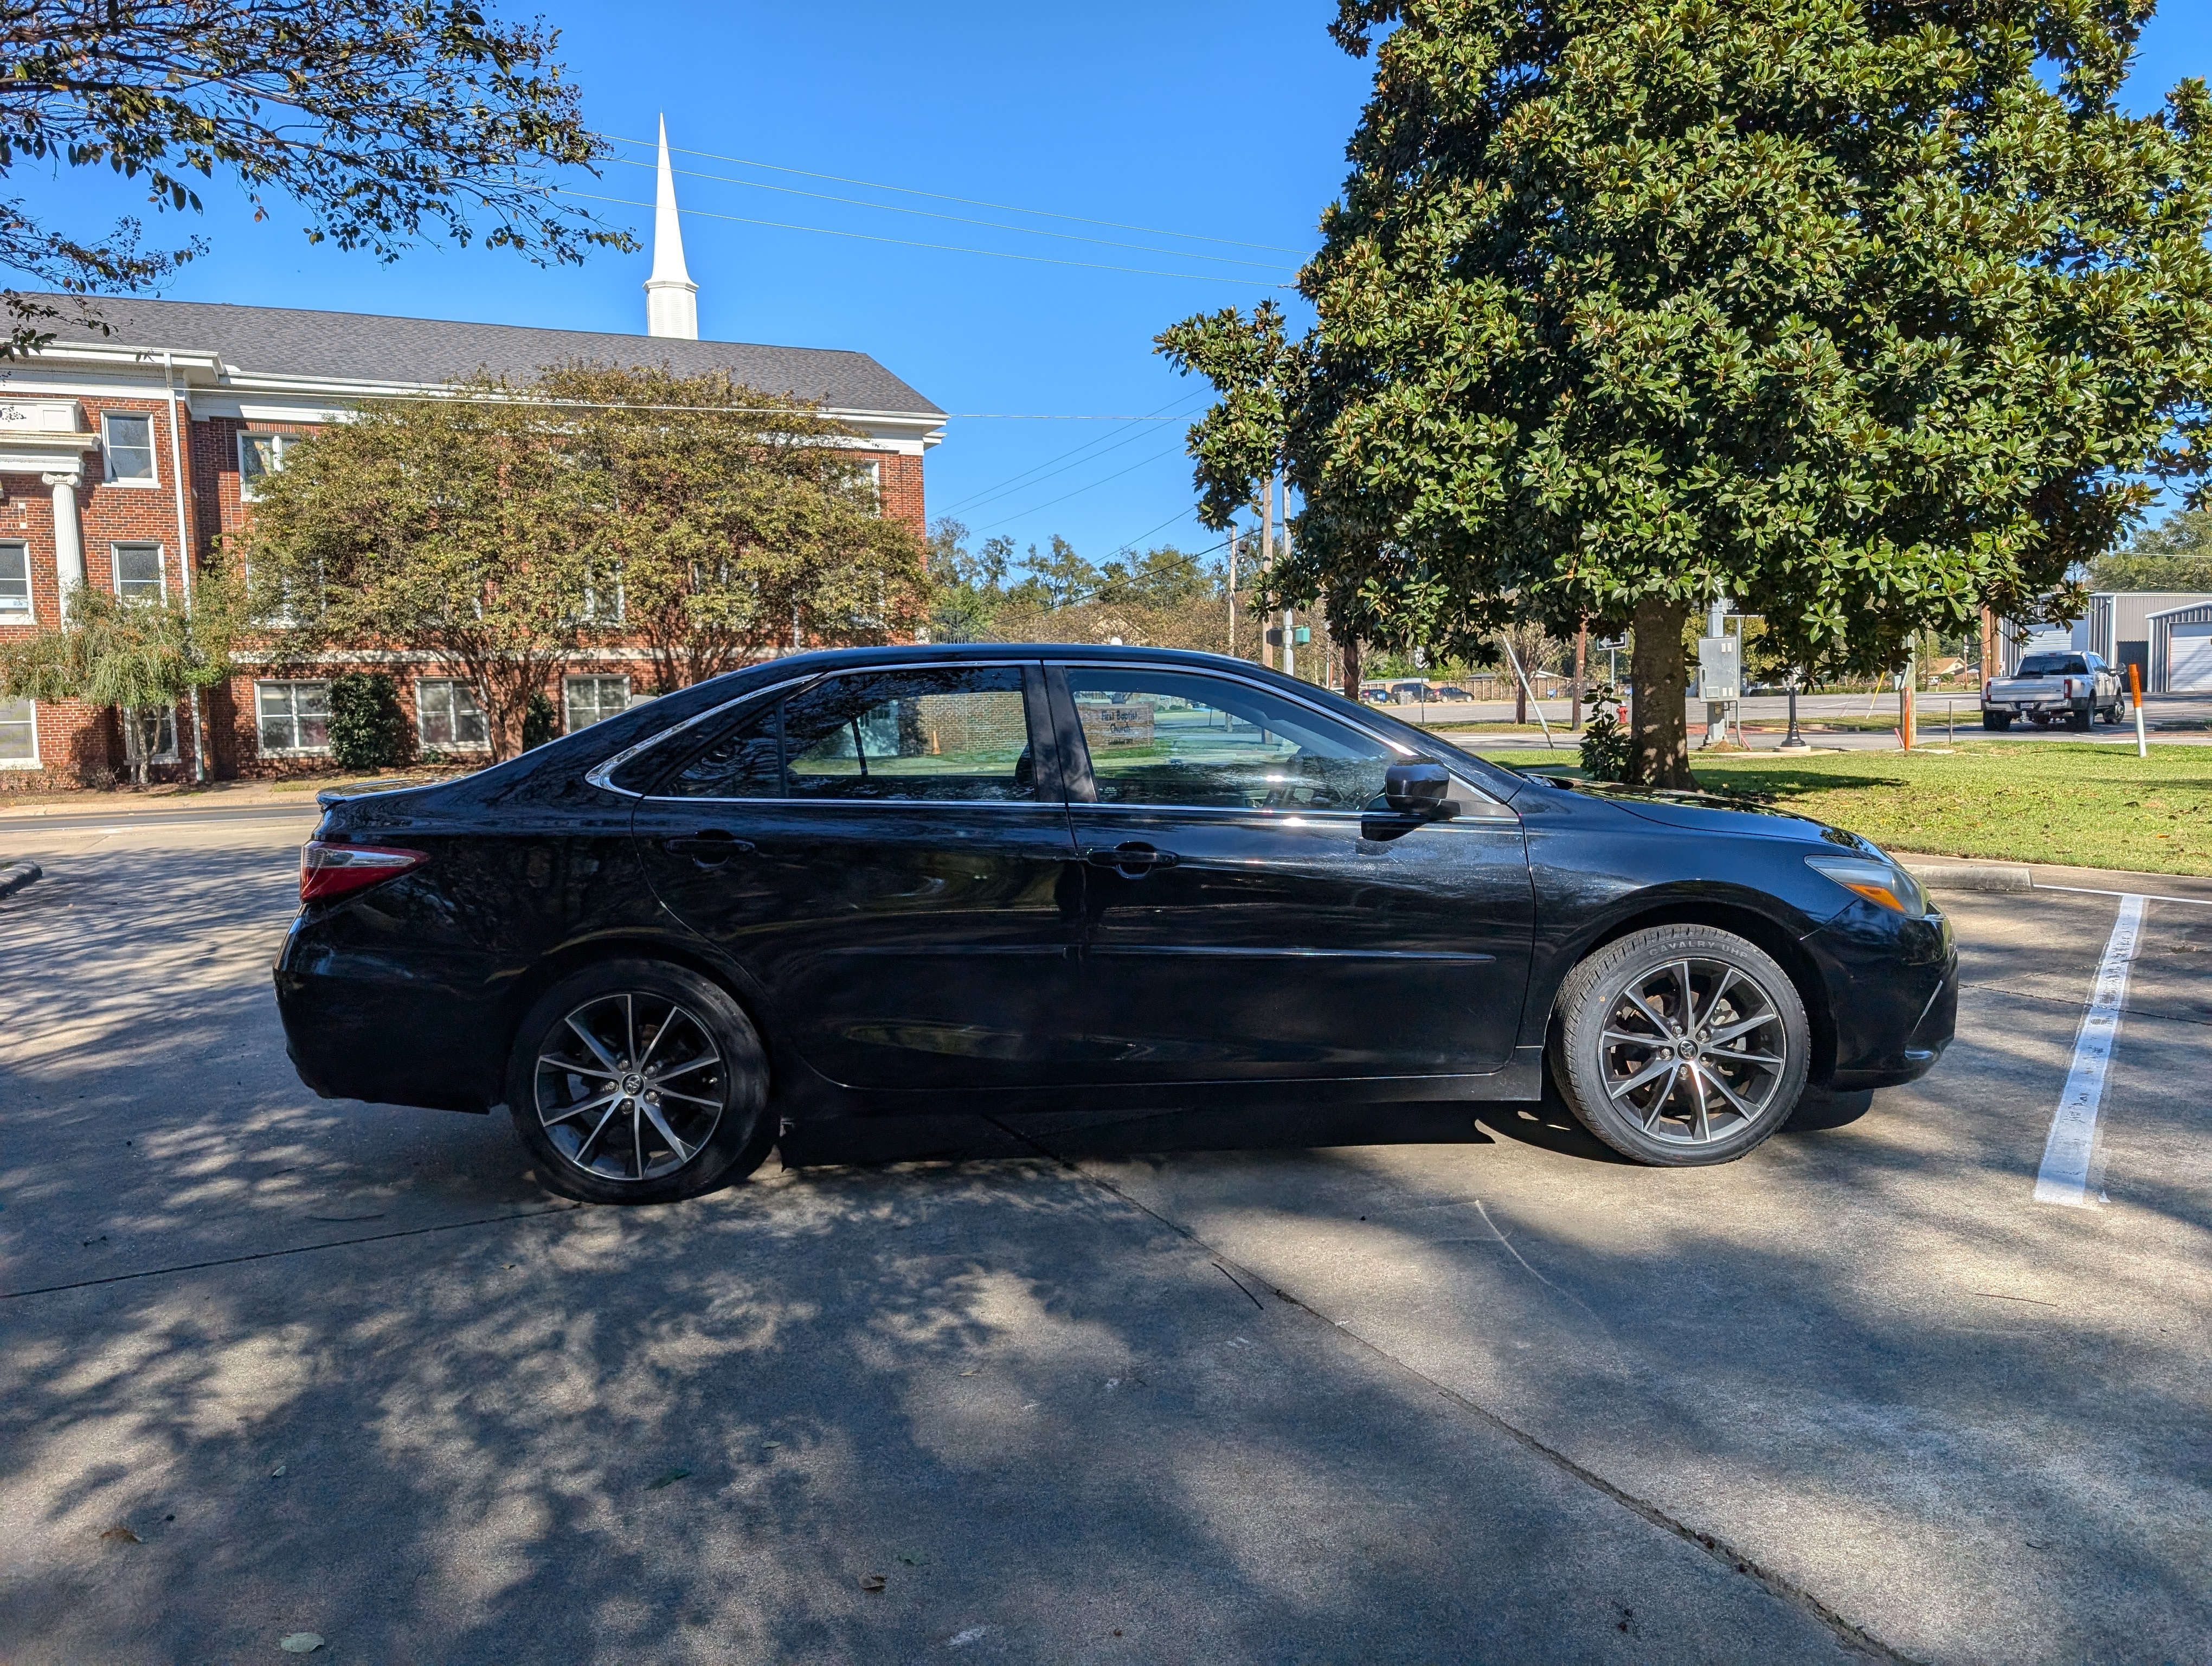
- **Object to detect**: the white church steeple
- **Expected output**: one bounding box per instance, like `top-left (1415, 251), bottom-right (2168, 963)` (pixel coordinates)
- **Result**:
top-left (644, 114), bottom-right (699, 339)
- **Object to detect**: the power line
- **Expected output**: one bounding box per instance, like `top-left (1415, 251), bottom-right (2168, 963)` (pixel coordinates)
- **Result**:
top-left (939, 395), bottom-right (1203, 517)
top-left (599, 131), bottom-right (1308, 257)
top-left (558, 189), bottom-right (1278, 289)
top-left (607, 155), bottom-right (1298, 273)
top-left (974, 439), bottom-right (1194, 534)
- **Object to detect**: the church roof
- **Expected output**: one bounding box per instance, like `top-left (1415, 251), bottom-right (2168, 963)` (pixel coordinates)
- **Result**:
top-left (31, 294), bottom-right (943, 416)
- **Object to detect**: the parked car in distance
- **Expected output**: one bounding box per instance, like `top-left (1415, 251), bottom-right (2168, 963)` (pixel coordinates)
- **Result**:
top-left (1982, 650), bottom-right (2125, 731)
top-left (1428, 684), bottom-right (1477, 702)
top-left (275, 645), bottom-right (1956, 1204)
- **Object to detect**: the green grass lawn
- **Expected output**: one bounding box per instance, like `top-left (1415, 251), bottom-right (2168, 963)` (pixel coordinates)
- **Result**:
top-left (1466, 741), bottom-right (2212, 876)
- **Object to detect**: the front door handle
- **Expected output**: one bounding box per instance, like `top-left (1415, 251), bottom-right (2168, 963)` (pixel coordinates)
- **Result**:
top-left (1085, 842), bottom-right (1181, 876)
top-left (663, 830), bottom-right (756, 866)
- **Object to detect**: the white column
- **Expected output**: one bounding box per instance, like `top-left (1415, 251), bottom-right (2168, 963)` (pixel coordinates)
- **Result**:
top-left (41, 468), bottom-right (85, 621)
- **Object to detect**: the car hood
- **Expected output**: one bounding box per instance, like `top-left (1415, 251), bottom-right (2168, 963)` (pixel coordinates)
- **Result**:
top-left (1521, 773), bottom-right (1872, 851)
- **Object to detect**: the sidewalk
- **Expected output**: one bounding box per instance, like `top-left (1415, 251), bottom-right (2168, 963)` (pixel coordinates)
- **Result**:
top-left (0, 768), bottom-right (467, 819)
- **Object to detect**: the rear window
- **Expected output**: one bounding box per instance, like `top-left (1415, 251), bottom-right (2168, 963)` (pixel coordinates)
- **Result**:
top-left (2016, 653), bottom-right (2088, 675)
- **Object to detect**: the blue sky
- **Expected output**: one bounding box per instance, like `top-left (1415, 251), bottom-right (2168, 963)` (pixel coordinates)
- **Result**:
top-left (12, 1), bottom-right (2208, 567)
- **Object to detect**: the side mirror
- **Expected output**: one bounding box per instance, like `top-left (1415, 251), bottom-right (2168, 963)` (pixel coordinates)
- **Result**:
top-left (1385, 760), bottom-right (1454, 817)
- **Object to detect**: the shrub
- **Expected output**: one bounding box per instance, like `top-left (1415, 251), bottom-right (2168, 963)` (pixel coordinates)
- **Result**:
top-left (327, 672), bottom-right (414, 771)
top-left (520, 690), bottom-right (559, 751)
top-left (1579, 683), bottom-right (1631, 782)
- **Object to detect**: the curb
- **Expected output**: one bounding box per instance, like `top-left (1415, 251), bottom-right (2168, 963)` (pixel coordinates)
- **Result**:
top-left (0, 860), bottom-right (42, 898)
top-left (1897, 859), bottom-right (2031, 893)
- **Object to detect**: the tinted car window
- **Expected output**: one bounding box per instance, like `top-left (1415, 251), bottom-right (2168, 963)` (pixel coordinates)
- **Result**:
top-left (663, 702), bottom-right (786, 798)
top-left (2017, 653), bottom-right (2089, 675)
top-left (1066, 668), bottom-right (1396, 811)
top-left (785, 667), bottom-right (1033, 800)
top-left (657, 666), bottom-right (1036, 801)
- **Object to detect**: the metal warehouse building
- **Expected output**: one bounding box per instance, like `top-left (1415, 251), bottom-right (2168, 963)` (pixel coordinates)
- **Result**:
top-left (2148, 601), bottom-right (2212, 694)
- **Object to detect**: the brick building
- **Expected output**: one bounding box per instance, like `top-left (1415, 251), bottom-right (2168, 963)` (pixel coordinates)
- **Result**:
top-left (0, 125), bottom-right (943, 788)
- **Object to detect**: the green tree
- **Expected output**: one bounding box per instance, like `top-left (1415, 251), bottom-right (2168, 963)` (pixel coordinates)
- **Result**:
top-left (239, 376), bottom-right (601, 760)
top-left (2091, 509), bottom-right (2212, 592)
top-left (0, 0), bottom-right (625, 352)
top-left (541, 362), bottom-right (927, 690)
top-left (0, 580), bottom-right (237, 783)
top-left (1096, 545), bottom-right (1219, 608)
top-left (1008, 535), bottom-right (1100, 610)
top-left (1156, 301), bottom-right (1377, 695)
top-left (1178, 0), bottom-right (2212, 786)
top-left (925, 518), bottom-right (1014, 643)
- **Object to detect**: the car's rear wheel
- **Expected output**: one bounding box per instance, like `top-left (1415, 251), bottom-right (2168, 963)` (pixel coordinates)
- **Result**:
top-left (1551, 925), bottom-right (1811, 1167)
top-left (1982, 711), bottom-right (2012, 731)
top-left (2066, 707), bottom-right (2093, 731)
top-left (507, 959), bottom-right (773, 1204)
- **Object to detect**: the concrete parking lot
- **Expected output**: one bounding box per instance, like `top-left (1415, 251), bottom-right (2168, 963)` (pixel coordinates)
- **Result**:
top-left (2, 812), bottom-right (2209, 1663)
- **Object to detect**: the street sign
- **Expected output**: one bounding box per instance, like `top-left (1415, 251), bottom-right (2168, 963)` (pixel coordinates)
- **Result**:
top-left (1697, 635), bottom-right (1741, 702)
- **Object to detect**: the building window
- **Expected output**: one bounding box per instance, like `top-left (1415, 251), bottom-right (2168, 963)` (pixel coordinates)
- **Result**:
top-left (103, 413), bottom-right (157, 485)
top-left (256, 680), bottom-right (331, 754)
top-left (113, 543), bottom-right (165, 603)
top-left (123, 706), bottom-right (178, 765)
top-left (580, 564), bottom-right (624, 625)
top-left (0, 698), bottom-right (35, 766)
top-left (416, 678), bottom-right (489, 750)
top-left (564, 674), bottom-right (631, 732)
top-left (239, 432), bottom-right (299, 501)
top-left (857, 457), bottom-right (882, 515)
top-left (0, 542), bottom-right (28, 616)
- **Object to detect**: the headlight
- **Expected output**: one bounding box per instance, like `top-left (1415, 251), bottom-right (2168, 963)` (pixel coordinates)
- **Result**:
top-left (1805, 853), bottom-right (1926, 917)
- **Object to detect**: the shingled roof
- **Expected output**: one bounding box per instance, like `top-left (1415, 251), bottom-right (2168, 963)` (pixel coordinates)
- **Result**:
top-left (33, 294), bottom-right (943, 415)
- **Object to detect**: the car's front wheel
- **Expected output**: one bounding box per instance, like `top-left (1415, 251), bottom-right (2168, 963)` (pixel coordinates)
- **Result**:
top-left (506, 959), bottom-right (773, 1204)
top-left (1551, 925), bottom-right (1811, 1167)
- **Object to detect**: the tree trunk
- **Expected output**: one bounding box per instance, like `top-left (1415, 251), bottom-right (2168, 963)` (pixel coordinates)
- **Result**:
top-left (1340, 631), bottom-right (1361, 702)
top-left (1629, 595), bottom-right (1694, 789)
top-left (1514, 668), bottom-right (1527, 726)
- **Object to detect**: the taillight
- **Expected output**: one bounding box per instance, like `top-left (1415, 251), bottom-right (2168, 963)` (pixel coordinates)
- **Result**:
top-left (300, 841), bottom-right (428, 903)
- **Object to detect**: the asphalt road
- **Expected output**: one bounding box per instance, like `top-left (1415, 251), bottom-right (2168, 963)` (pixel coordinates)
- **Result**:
top-left (1, 819), bottom-right (2207, 1663)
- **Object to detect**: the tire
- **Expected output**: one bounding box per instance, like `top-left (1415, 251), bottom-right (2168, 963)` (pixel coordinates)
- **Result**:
top-left (1982, 711), bottom-right (2012, 731)
top-left (506, 958), bottom-right (774, 1204)
top-left (1550, 925), bottom-right (1811, 1167)
top-left (2066, 706), bottom-right (2092, 732)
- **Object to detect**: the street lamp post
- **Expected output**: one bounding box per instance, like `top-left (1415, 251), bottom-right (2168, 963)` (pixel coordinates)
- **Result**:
top-left (1780, 671), bottom-right (1809, 751)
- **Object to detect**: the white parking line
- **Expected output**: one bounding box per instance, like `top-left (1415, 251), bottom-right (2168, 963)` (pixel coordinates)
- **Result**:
top-left (2033, 894), bottom-right (2147, 1208)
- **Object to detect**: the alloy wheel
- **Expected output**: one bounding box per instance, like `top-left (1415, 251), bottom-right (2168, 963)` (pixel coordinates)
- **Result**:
top-left (1595, 957), bottom-right (1790, 1146)
top-left (535, 992), bottom-right (725, 1182)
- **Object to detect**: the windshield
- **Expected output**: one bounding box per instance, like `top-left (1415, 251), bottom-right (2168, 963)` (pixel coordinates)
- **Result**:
top-left (2016, 653), bottom-right (2088, 675)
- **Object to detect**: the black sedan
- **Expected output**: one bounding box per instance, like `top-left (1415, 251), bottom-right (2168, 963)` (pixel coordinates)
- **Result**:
top-left (275, 645), bottom-right (1956, 1203)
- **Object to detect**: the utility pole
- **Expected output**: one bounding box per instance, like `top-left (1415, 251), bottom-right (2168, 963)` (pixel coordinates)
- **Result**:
top-left (1226, 527), bottom-right (1238, 661)
top-left (1259, 475), bottom-right (1276, 671)
top-left (1571, 618), bottom-right (1587, 732)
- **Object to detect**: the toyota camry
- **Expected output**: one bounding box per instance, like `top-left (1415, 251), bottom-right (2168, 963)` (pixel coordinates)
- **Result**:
top-left (274, 644), bottom-right (1956, 1202)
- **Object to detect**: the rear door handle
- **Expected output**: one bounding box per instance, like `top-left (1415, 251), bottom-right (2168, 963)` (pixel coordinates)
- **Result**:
top-left (1085, 842), bottom-right (1181, 874)
top-left (663, 831), bottom-right (755, 866)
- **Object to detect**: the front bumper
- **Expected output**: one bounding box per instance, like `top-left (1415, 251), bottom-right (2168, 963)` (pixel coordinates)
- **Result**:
top-left (1803, 902), bottom-right (1959, 1090)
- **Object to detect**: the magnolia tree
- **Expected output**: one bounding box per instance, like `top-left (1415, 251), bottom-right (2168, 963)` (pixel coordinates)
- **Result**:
top-left (240, 367), bottom-right (928, 756)
top-left (1167, 0), bottom-right (2212, 786)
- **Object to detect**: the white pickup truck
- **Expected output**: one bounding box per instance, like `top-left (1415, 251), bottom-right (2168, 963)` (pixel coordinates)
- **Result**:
top-left (1982, 650), bottom-right (2126, 731)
